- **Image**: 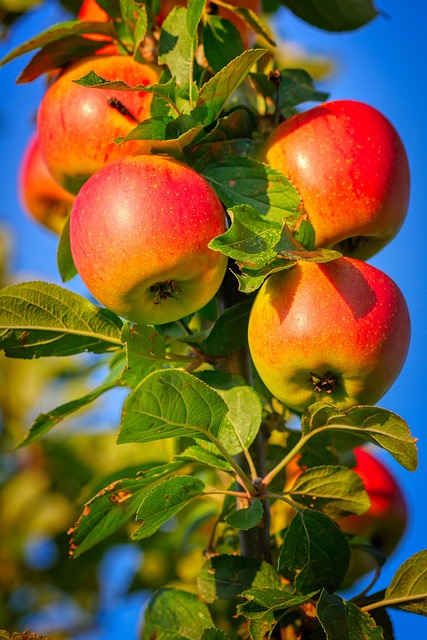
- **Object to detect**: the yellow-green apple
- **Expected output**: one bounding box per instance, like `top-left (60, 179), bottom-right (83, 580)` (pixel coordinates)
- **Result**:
top-left (69, 154), bottom-right (228, 325)
top-left (37, 54), bottom-right (159, 194)
top-left (156, 0), bottom-right (261, 49)
top-left (18, 133), bottom-right (75, 233)
top-left (261, 100), bottom-right (410, 260)
top-left (247, 257), bottom-right (410, 412)
top-left (77, 0), bottom-right (118, 55)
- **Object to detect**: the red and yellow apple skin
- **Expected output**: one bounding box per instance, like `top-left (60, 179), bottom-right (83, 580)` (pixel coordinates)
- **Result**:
top-left (156, 0), bottom-right (261, 49)
top-left (18, 133), bottom-right (75, 234)
top-left (247, 257), bottom-right (410, 413)
top-left (77, 0), bottom-right (119, 55)
top-left (262, 100), bottom-right (410, 260)
top-left (69, 154), bottom-right (228, 325)
top-left (37, 55), bottom-right (159, 195)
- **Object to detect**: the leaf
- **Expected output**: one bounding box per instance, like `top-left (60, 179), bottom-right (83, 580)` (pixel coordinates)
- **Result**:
top-left (192, 48), bottom-right (269, 126)
top-left (201, 630), bottom-right (231, 640)
top-left (119, 323), bottom-right (166, 387)
top-left (196, 370), bottom-right (262, 456)
top-left (183, 298), bottom-right (253, 356)
top-left (317, 590), bottom-right (348, 639)
top-left (226, 498), bottom-right (263, 530)
top-left (119, 0), bottom-right (147, 55)
top-left (274, 223), bottom-right (341, 263)
top-left (69, 462), bottom-right (184, 557)
top-left (198, 554), bottom-right (282, 603)
top-left (250, 68), bottom-right (328, 111)
top-left (0, 19), bottom-right (114, 66)
top-left (13, 380), bottom-right (119, 450)
top-left (282, 0), bottom-right (378, 32)
top-left (384, 549), bottom-right (427, 615)
top-left (201, 156), bottom-right (302, 225)
top-left (132, 476), bottom-right (205, 540)
top-left (238, 587), bottom-right (316, 618)
top-left (0, 281), bottom-right (123, 358)
top-left (118, 368), bottom-right (228, 444)
top-left (57, 215), bottom-right (77, 283)
top-left (174, 445), bottom-right (233, 472)
top-left (277, 509), bottom-right (350, 593)
top-left (142, 588), bottom-right (214, 640)
top-left (203, 16), bottom-right (244, 74)
top-left (346, 601), bottom-right (385, 639)
top-left (288, 465), bottom-right (370, 518)
top-left (301, 402), bottom-right (418, 471)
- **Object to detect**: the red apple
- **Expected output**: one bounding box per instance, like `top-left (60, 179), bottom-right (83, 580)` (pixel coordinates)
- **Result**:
top-left (247, 257), bottom-right (410, 412)
top-left (37, 54), bottom-right (159, 194)
top-left (77, 0), bottom-right (119, 55)
top-left (69, 154), bottom-right (228, 325)
top-left (261, 100), bottom-right (410, 260)
top-left (18, 133), bottom-right (75, 234)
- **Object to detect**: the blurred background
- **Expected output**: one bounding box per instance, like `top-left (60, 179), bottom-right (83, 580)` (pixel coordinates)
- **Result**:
top-left (0, 0), bottom-right (426, 637)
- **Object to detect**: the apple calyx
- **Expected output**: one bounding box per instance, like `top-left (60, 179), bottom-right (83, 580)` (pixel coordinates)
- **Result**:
top-left (150, 280), bottom-right (182, 305)
top-left (335, 235), bottom-right (369, 255)
top-left (107, 97), bottom-right (139, 123)
top-left (310, 371), bottom-right (338, 394)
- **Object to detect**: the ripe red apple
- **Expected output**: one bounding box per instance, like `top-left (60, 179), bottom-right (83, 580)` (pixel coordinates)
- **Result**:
top-left (247, 257), bottom-right (410, 412)
top-left (69, 154), bottom-right (228, 325)
top-left (261, 100), bottom-right (410, 260)
top-left (77, 0), bottom-right (119, 55)
top-left (18, 133), bottom-right (75, 233)
top-left (156, 0), bottom-right (261, 49)
top-left (37, 55), bottom-right (159, 194)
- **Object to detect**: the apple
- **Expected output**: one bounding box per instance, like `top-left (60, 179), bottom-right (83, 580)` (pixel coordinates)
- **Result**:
top-left (69, 154), bottom-right (228, 325)
top-left (18, 133), bottom-right (75, 234)
top-left (261, 100), bottom-right (410, 260)
top-left (156, 0), bottom-right (261, 49)
top-left (338, 447), bottom-right (407, 559)
top-left (247, 256), bottom-right (410, 412)
top-left (77, 0), bottom-right (119, 55)
top-left (37, 54), bottom-right (159, 194)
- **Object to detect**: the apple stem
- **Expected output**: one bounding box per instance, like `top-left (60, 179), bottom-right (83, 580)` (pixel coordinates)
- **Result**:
top-left (268, 69), bottom-right (282, 127)
top-left (107, 97), bottom-right (139, 123)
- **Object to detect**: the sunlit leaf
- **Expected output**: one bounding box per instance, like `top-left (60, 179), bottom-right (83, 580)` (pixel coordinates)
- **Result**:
top-left (142, 588), bottom-right (214, 639)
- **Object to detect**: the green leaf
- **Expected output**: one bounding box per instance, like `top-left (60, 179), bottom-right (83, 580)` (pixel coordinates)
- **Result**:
top-left (13, 380), bottom-right (119, 450)
top-left (119, 0), bottom-right (147, 56)
top-left (250, 68), bottom-right (328, 111)
top-left (0, 281), bottom-right (123, 358)
top-left (118, 368), bottom-right (228, 444)
top-left (201, 630), bottom-right (231, 640)
top-left (0, 19), bottom-right (114, 67)
top-left (70, 462), bottom-right (184, 557)
top-left (201, 157), bottom-right (302, 225)
top-left (183, 298), bottom-right (253, 356)
top-left (346, 601), bottom-right (385, 639)
top-left (57, 215), bottom-right (77, 283)
top-left (174, 445), bottom-right (233, 472)
top-left (226, 498), bottom-right (263, 530)
top-left (196, 370), bottom-right (262, 456)
top-left (288, 465), bottom-right (370, 518)
top-left (203, 16), bottom-right (244, 74)
top-left (278, 509), bottom-right (350, 593)
top-left (301, 402), bottom-right (418, 472)
top-left (317, 590), bottom-right (348, 639)
top-left (384, 549), bottom-right (427, 615)
top-left (238, 587), bottom-right (316, 618)
top-left (132, 475), bottom-right (205, 539)
top-left (142, 588), bottom-right (214, 640)
top-left (198, 554), bottom-right (282, 603)
top-left (192, 48), bottom-right (269, 126)
top-left (274, 223), bottom-right (341, 263)
top-left (282, 0), bottom-right (378, 32)
top-left (119, 323), bottom-right (166, 387)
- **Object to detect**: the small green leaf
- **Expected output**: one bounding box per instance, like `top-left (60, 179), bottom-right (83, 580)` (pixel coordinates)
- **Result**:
top-left (174, 445), bottom-right (233, 472)
top-left (226, 498), bottom-right (263, 530)
top-left (317, 590), bottom-right (348, 639)
top-left (250, 68), bottom-right (328, 111)
top-left (198, 554), bottom-right (282, 603)
top-left (70, 462), bottom-right (184, 557)
top-left (274, 223), bottom-right (341, 263)
top-left (346, 601), bottom-right (385, 639)
top-left (238, 587), bottom-right (316, 618)
top-left (57, 215), bottom-right (77, 283)
top-left (0, 281), bottom-right (123, 358)
top-left (288, 465), bottom-right (370, 518)
top-left (119, 0), bottom-right (147, 55)
top-left (202, 157), bottom-right (301, 225)
top-left (201, 630), bottom-right (231, 640)
top-left (301, 402), bottom-right (418, 471)
top-left (278, 509), bottom-right (350, 593)
top-left (132, 476), bottom-right (205, 539)
top-left (192, 48), bottom-right (269, 126)
top-left (142, 588), bottom-right (214, 640)
top-left (282, 0), bottom-right (378, 32)
top-left (203, 16), bottom-right (244, 74)
top-left (384, 549), bottom-right (427, 616)
top-left (118, 368), bottom-right (228, 444)
top-left (119, 323), bottom-right (166, 387)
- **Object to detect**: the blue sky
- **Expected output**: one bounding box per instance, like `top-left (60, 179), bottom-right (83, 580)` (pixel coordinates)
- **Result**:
top-left (1, 0), bottom-right (426, 637)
